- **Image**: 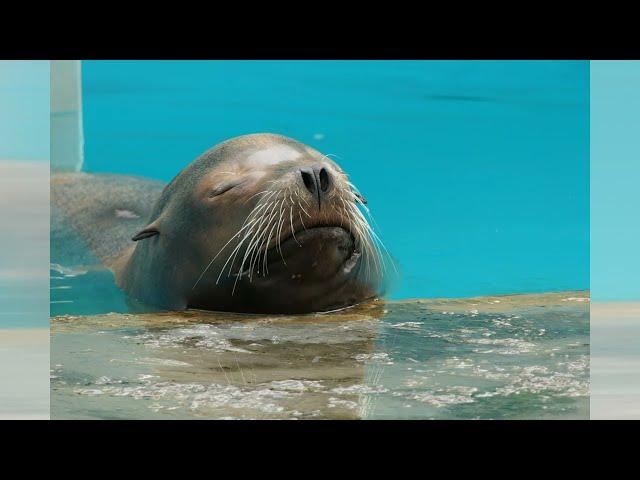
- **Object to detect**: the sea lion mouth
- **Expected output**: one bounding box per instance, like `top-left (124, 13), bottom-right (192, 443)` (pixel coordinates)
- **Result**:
top-left (260, 226), bottom-right (359, 277)
top-left (277, 225), bottom-right (354, 247)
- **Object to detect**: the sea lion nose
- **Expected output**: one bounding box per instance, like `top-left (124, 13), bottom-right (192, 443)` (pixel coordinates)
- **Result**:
top-left (300, 165), bottom-right (332, 207)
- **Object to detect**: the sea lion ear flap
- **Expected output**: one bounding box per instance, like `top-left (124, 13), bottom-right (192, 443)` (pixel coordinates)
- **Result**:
top-left (132, 219), bottom-right (160, 242)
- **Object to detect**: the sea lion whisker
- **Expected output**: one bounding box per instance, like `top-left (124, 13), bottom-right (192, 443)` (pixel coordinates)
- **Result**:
top-left (298, 210), bottom-right (307, 231)
top-left (241, 205), bottom-right (276, 281)
top-left (350, 202), bottom-right (391, 270)
top-left (363, 221), bottom-right (394, 273)
top-left (337, 203), bottom-right (350, 232)
top-left (349, 190), bottom-right (382, 234)
top-left (245, 222), bottom-right (268, 280)
top-left (223, 199), bottom-right (278, 286)
top-left (347, 181), bottom-right (363, 195)
top-left (226, 225), bottom-right (260, 282)
top-left (275, 202), bottom-right (287, 263)
top-left (261, 200), bottom-right (284, 276)
top-left (329, 204), bottom-right (343, 229)
top-left (263, 197), bottom-right (285, 266)
top-left (225, 205), bottom-right (272, 280)
top-left (275, 198), bottom-right (286, 253)
top-left (347, 181), bottom-right (368, 207)
top-left (192, 215), bottom-right (261, 290)
top-left (276, 215), bottom-right (287, 265)
top-left (262, 219), bottom-right (278, 276)
top-left (243, 191), bottom-right (278, 221)
top-left (298, 201), bottom-right (312, 219)
top-left (246, 202), bottom-right (280, 282)
top-left (350, 214), bottom-right (374, 279)
top-left (244, 189), bottom-right (276, 205)
top-left (236, 199), bottom-right (270, 237)
top-left (231, 220), bottom-right (267, 291)
top-left (322, 153), bottom-right (342, 161)
top-left (348, 203), bottom-right (387, 276)
top-left (228, 198), bottom-right (277, 263)
top-left (350, 205), bottom-right (381, 264)
top-left (216, 219), bottom-right (261, 285)
top-left (339, 196), bottom-right (361, 258)
top-left (299, 193), bottom-right (311, 208)
top-left (345, 203), bottom-right (378, 278)
top-left (249, 217), bottom-right (274, 280)
top-left (289, 206), bottom-right (301, 246)
top-left (231, 230), bottom-right (261, 291)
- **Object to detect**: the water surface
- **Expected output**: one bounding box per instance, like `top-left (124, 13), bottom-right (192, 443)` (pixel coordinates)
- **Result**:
top-left (51, 291), bottom-right (589, 419)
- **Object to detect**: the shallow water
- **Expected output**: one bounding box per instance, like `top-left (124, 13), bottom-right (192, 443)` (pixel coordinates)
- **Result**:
top-left (51, 291), bottom-right (589, 420)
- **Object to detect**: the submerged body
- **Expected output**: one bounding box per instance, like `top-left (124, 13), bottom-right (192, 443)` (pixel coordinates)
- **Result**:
top-left (52, 134), bottom-right (389, 313)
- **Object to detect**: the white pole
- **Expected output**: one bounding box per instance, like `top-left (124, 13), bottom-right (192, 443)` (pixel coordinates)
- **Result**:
top-left (51, 60), bottom-right (84, 172)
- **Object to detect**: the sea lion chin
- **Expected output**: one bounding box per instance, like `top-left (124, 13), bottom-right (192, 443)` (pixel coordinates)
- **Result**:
top-left (188, 226), bottom-right (368, 313)
top-left (59, 133), bottom-right (391, 314)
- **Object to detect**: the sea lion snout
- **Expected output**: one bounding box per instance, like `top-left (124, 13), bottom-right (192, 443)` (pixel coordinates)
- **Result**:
top-left (299, 164), bottom-right (334, 209)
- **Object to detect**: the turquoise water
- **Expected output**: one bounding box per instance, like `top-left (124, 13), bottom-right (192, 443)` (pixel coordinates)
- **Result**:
top-left (82, 60), bottom-right (590, 300)
top-left (1, 61), bottom-right (49, 329)
top-left (0, 61), bottom-right (49, 162)
top-left (591, 61), bottom-right (640, 301)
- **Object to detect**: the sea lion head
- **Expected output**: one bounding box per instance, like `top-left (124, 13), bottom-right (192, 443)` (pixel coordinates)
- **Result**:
top-left (122, 133), bottom-right (393, 313)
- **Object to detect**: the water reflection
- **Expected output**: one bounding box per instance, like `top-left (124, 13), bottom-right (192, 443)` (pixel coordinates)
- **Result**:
top-left (51, 292), bottom-right (589, 419)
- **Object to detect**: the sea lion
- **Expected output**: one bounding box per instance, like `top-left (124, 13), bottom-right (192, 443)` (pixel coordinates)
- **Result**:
top-left (51, 133), bottom-right (392, 314)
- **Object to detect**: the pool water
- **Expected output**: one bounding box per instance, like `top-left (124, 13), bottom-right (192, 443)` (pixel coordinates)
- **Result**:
top-left (81, 60), bottom-right (589, 300)
top-left (49, 61), bottom-right (591, 419)
top-left (51, 291), bottom-right (589, 420)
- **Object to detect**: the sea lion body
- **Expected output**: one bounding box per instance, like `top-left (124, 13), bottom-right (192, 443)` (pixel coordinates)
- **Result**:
top-left (52, 134), bottom-right (388, 314)
top-left (51, 173), bottom-right (164, 268)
